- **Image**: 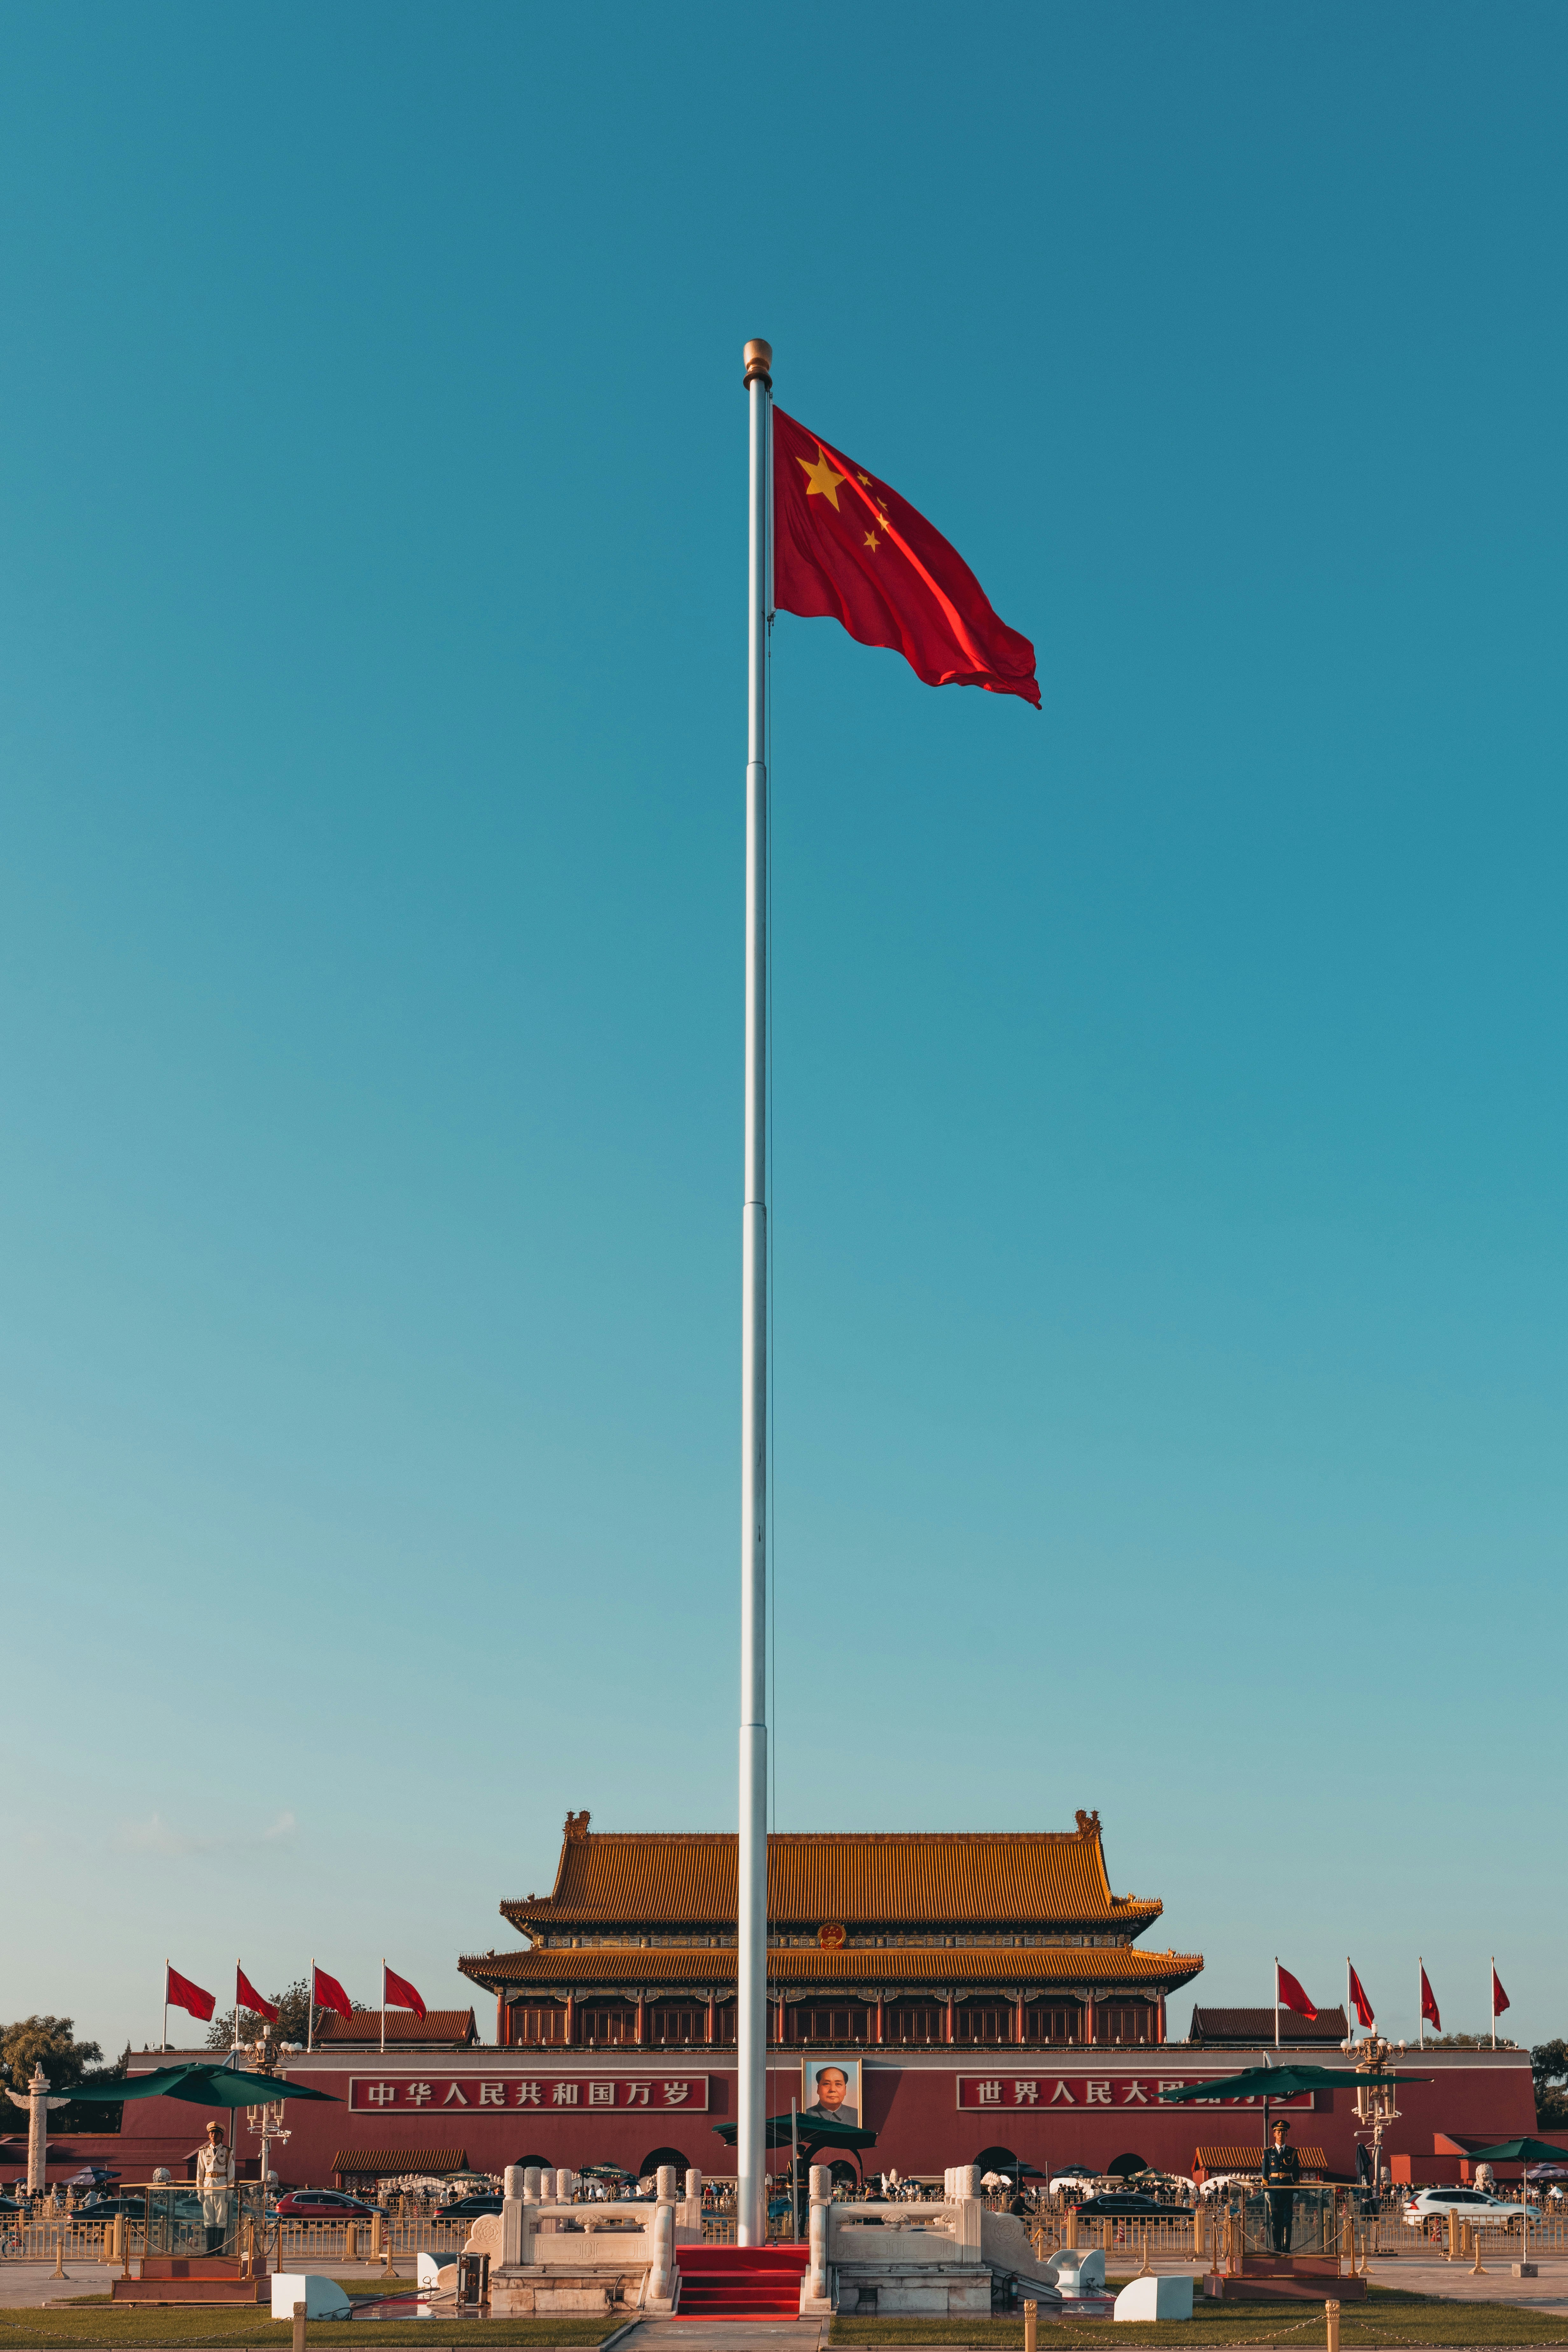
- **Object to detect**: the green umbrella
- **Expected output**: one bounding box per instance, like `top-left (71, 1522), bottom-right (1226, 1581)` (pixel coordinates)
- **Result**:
top-left (1462, 2139), bottom-right (1568, 2166)
top-left (712, 2112), bottom-right (875, 2153)
top-left (66, 2063), bottom-right (338, 2109)
top-left (1160, 2065), bottom-right (1408, 2103)
top-left (1160, 2063), bottom-right (1419, 2181)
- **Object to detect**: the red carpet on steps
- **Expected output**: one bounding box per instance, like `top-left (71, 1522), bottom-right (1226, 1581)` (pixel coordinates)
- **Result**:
top-left (676, 2244), bottom-right (810, 2319)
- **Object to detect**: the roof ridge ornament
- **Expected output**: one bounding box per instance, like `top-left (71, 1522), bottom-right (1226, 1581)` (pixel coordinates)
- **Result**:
top-left (1074, 1809), bottom-right (1101, 1838)
top-left (564, 1810), bottom-right (591, 1843)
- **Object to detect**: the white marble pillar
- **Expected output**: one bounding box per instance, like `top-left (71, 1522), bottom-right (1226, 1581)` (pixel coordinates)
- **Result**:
top-left (5, 2066), bottom-right (68, 2194)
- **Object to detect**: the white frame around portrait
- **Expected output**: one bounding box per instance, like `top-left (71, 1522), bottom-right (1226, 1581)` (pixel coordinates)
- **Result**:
top-left (798, 2054), bottom-right (863, 2130)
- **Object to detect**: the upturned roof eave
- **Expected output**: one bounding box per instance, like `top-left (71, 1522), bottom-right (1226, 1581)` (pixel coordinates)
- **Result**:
top-left (458, 1947), bottom-right (1203, 1995)
top-left (498, 1899), bottom-right (1166, 1931)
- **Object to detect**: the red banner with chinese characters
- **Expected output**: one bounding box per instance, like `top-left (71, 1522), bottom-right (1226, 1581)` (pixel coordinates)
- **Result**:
top-left (956, 2075), bottom-right (1315, 2111)
top-left (349, 2075), bottom-right (708, 2114)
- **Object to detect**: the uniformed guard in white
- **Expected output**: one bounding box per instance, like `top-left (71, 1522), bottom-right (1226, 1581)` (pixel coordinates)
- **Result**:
top-left (196, 2120), bottom-right (235, 2254)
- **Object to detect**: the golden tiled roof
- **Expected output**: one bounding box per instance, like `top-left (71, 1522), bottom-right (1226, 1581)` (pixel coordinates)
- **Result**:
top-left (333, 2147), bottom-right (468, 2175)
top-left (316, 2010), bottom-right (477, 2047)
top-left (460, 1945), bottom-right (1201, 1993)
top-left (1193, 2145), bottom-right (1328, 2175)
top-left (502, 1825), bottom-right (1160, 1933)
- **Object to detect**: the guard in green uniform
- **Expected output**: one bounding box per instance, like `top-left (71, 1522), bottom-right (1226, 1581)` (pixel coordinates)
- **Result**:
top-left (1261, 2119), bottom-right (1301, 2253)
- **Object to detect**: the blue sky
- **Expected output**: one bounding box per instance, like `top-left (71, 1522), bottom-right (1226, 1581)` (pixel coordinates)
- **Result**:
top-left (2, 1), bottom-right (1564, 2063)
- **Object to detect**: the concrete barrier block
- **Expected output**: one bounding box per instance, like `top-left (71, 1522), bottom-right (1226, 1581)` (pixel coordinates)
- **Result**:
top-left (1114, 2275), bottom-right (1194, 2322)
top-left (270, 2275), bottom-right (352, 2321)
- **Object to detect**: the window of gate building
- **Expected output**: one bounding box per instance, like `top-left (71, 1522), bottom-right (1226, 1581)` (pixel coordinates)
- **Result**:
top-left (579, 2002), bottom-right (638, 2046)
top-left (648, 2004), bottom-right (705, 2046)
top-left (511, 2001), bottom-right (568, 2046)
top-left (710, 2004), bottom-right (735, 2044)
top-left (1096, 2002), bottom-right (1157, 2046)
top-left (953, 2002), bottom-right (1012, 2045)
top-left (1023, 2004), bottom-right (1082, 2045)
top-left (885, 2003), bottom-right (944, 2045)
top-left (786, 2003), bottom-right (868, 2045)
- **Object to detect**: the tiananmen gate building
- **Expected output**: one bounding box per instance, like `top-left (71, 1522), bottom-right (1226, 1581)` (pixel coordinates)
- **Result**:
top-left (22, 1812), bottom-right (1537, 2190)
top-left (462, 1810), bottom-right (1195, 2056)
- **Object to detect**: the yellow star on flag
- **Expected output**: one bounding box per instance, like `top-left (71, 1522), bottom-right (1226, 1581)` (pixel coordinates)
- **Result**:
top-left (864, 529), bottom-right (881, 552)
top-left (797, 448), bottom-right (846, 509)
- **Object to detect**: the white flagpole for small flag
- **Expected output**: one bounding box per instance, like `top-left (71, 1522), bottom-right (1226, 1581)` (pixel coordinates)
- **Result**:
top-left (382, 1962), bottom-right (386, 2057)
top-left (736, 335), bottom-right (773, 2251)
top-left (1346, 1958), bottom-right (1352, 2046)
top-left (1418, 1957), bottom-right (1424, 2051)
top-left (1274, 1958), bottom-right (1280, 2048)
top-left (1491, 1958), bottom-right (1496, 2051)
top-left (308, 1958), bottom-right (314, 2056)
top-left (163, 1961), bottom-right (169, 2054)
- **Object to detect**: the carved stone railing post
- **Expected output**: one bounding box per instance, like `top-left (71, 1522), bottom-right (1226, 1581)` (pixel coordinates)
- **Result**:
top-left (649, 2200), bottom-right (675, 2304)
top-left (807, 2165), bottom-right (832, 2304)
top-left (502, 2166), bottom-right (524, 2268)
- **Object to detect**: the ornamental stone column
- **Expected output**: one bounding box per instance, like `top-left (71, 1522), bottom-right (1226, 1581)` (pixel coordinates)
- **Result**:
top-left (5, 2065), bottom-right (69, 2193)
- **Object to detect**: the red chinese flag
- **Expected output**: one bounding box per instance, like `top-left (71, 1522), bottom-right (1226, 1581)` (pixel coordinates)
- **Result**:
top-left (384, 1965), bottom-right (427, 2021)
top-left (1276, 1963), bottom-right (1317, 2020)
top-left (1421, 1965), bottom-right (1441, 2032)
top-left (773, 409), bottom-right (1040, 707)
top-left (313, 1964), bottom-right (353, 2022)
top-left (237, 1966), bottom-right (279, 2024)
top-left (1492, 1967), bottom-right (1510, 2018)
top-left (1348, 1964), bottom-right (1375, 2030)
top-left (165, 1964), bottom-right (215, 2023)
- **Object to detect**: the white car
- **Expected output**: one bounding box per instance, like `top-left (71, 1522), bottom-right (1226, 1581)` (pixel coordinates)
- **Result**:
top-left (1402, 2187), bottom-right (1529, 2228)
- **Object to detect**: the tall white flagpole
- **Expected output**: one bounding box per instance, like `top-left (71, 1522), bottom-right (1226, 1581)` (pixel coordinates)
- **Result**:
top-left (1274, 1959), bottom-right (1280, 2048)
top-left (736, 334), bottom-right (773, 2249)
top-left (1491, 1957), bottom-right (1496, 2051)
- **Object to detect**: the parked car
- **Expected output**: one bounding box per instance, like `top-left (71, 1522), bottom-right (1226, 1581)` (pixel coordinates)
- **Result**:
top-left (73, 2197), bottom-right (147, 2222)
top-left (275, 2189), bottom-right (379, 2220)
top-left (1403, 2188), bottom-right (1529, 2228)
top-left (436, 2195), bottom-right (504, 2219)
top-left (1070, 2193), bottom-right (1170, 2218)
top-left (0, 2197), bottom-right (20, 2215)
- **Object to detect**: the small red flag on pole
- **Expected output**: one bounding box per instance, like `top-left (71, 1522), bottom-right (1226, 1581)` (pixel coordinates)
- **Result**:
top-left (237, 1965), bottom-right (279, 2025)
top-left (313, 1964), bottom-right (353, 2021)
top-left (1492, 1961), bottom-right (1509, 2048)
top-left (1347, 1961), bottom-right (1375, 2031)
top-left (383, 1964), bottom-right (426, 2020)
top-left (165, 1963), bottom-right (215, 2024)
top-left (1276, 1963), bottom-right (1318, 2019)
top-left (1420, 1960), bottom-right (1441, 2041)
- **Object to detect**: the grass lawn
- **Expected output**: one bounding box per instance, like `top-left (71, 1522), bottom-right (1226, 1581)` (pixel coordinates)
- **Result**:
top-left (830, 2284), bottom-right (1568, 2348)
top-left (0, 2284), bottom-right (622, 2349)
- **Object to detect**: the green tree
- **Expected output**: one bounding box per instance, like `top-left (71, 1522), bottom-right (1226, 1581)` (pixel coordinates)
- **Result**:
top-left (205, 1978), bottom-right (350, 2055)
top-left (1532, 2040), bottom-right (1568, 2130)
top-left (0, 2017), bottom-right (124, 2132)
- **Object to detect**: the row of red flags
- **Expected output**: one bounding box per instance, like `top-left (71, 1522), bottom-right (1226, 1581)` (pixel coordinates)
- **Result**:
top-left (1276, 1959), bottom-right (1510, 2034)
top-left (164, 1962), bottom-right (426, 2028)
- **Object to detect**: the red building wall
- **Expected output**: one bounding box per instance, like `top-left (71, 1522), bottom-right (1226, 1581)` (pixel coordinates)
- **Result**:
top-left (107, 2045), bottom-right (1537, 2190)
